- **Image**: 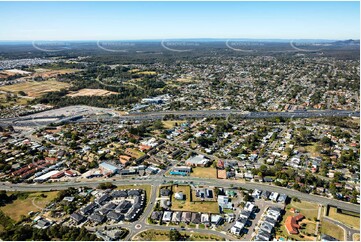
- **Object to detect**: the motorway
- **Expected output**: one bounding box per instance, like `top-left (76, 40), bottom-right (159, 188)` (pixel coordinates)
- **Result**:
top-left (0, 108), bottom-right (359, 127)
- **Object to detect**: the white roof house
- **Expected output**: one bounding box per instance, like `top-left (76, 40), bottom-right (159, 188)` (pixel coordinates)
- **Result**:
top-left (174, 192), bottom-right (184, 200)
top-left (231, 221), bottom-right (245, 235)
top-left (269, 192), bottom-right (279, 201)
top-left (201, 213), bottom-right (210, 223)
top-left (162, 211), bottom-right (172, 222)
top-left (244, 202), bottom-right (255, 212)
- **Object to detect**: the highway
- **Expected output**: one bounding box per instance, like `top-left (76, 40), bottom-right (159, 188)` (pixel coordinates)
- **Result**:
top-left (1, 108), bottom-right (359, 127)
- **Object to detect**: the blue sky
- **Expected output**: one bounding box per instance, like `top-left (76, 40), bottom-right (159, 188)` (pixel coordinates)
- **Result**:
top-left (0, 1), bottom-right (359, 40)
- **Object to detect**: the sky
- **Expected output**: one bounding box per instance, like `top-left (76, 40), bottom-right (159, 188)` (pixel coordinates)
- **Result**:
top-left (0, 1), bottom-right (359, 40)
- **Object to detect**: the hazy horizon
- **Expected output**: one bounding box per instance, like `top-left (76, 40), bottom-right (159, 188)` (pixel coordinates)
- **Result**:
top-left (0, 1), bottom-right (359, 41)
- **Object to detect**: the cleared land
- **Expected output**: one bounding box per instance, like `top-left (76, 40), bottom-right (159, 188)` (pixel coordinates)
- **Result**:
top-left (0, 80), bottom-right (70, 98)
top-left (67, 88), bottom-right (118, 97)
top-left (190, 167), bottom-right (217, 179)
top-left (136, 71), bottom-right (157, 75)
top-left (328, 207), bottom-right (360, 229)
top-left (320, 220), bottom-right (345, 241)
top-left (0, 69), bottom-right (32, 76)
top-left (33, 68), bottom-right (80, 78)
top-left (171, 185), bottom-right (219, 213)
top-left (0, 191), bottom-right (58, 221)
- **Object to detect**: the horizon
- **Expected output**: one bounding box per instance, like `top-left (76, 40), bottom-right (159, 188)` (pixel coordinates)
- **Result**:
top-left (0, 1), bottom-right (359, 41)
top-left (0, 38), bottom-right (359, 43)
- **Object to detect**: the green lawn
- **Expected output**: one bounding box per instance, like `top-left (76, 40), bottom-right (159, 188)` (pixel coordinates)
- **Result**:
top-left (287, 200), bottom-right (319, 220)
top-left (328, 207), bottom-right (360, 229)
top-left (320, 220), bottom-right (345, 241)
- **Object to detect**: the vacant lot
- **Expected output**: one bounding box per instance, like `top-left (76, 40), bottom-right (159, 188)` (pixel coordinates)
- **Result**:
top-left (328, 207), bottom-right (360, 229)
top-left (0, 191), bottom-right (58, 221)
top-left (125, 148), bottom-right (145, 159)
top-left (162, 120), bottom-right (186, 129)
top-left (190, 167), bottom-right (217, 179)
top-left (171, 185), bottom-right (219, 213)
top-left (299, 143), bottom-right (322, 157)
top-left (320, 220), bottom-right (345, 241)
top-left (67, 88), bottom-right (118, 97)
top-left (0, 80), bottom-right (70, 98)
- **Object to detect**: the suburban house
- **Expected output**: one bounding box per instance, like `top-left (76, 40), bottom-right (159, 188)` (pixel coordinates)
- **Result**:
top-left (285, 214), bottom-right (305, 234)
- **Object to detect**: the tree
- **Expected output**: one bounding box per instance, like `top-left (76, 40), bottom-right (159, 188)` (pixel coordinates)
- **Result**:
top-left (97, 182), bottom-right (115, 190)
top-left (169, 229), bottom-right (181, 241)
top-left (18, 91), bottom-right (27, 96)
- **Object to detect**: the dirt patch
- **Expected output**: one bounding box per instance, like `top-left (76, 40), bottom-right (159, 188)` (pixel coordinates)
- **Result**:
top-left (67, 88), bottom-right (118, 97)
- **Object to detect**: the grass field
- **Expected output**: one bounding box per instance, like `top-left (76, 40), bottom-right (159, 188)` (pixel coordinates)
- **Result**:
top-left (190, 167), bottom-right (217, 179)
top-left (0, 191), bottom-right (58, 221)
top-left (328, 207), bottom-right (360, 229)
top-left (116, 185), bottom-right (152, 202)
top-left (320, 220), bottom-right (345, 240)
top-left (162, 120), bottom-right (186, 129)
top-left (135, 229), bottom-right (223, 241)
top-left (287, 200), bottom-right (319, 220)
top-left (0, 80), bottom-right (70, 98)
top-left (171, 185), bottom-right (219, 213)
top-left (67, 88), bottom-right (118, 97)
